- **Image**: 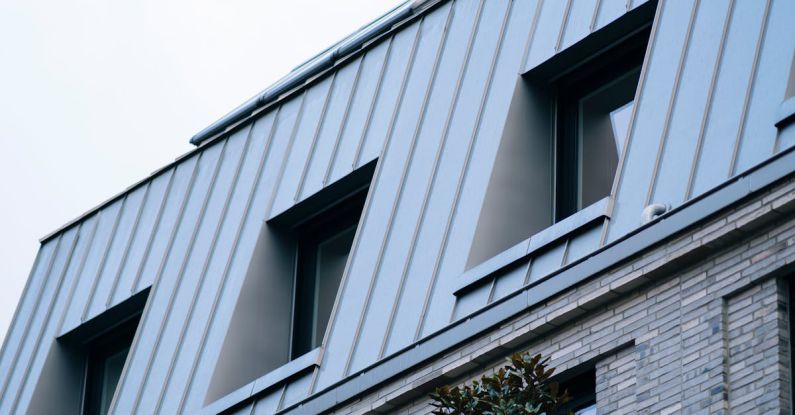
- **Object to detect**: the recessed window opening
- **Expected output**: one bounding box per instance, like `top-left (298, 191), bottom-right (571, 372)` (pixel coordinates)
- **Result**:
top-left (82, 315), bottom-right (140, 415)
top-left (291, 190), bottom-right (366, 359)
top-left (26, 289), bottom-right (148, 415)
top-left (465, 17), bottom-right (651, 269)
top-left (554, 29), bottom-right (647, 221)
top-left (206, 161), bottom-right (374, 404)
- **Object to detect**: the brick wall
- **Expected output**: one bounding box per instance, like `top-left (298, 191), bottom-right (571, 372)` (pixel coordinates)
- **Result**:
top-left (327, 177), bottom-right (795, 415)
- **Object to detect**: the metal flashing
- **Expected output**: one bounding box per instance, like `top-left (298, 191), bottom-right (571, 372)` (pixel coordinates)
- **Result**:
top-left (775, 96), bottom-right (795, 128)
top-left (454, 197), bottom-right (611, 296)
top-left (201, 348), bottom-right (321, 415)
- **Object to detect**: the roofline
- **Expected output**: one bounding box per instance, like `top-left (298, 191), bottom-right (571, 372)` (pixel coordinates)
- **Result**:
top-left (189, 0), bottom-right (439, 146)
top-left (38, 0), bottom-right (446, 244)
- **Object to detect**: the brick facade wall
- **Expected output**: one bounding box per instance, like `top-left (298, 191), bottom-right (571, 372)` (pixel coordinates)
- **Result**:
top-left (326, 177), bottom-right (795, 415)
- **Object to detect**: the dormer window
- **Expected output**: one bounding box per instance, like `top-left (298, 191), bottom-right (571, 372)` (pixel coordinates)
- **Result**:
top-left (207, 162), bottom-right (374, 404)
top-left (554, 30), bottom-right (646, 221)
top-left (292, 191), bottom-right (365, 358)
top-left (82, 317), bottom-right (139, 415)
top-left (466, 11), bottom-right (651, 269)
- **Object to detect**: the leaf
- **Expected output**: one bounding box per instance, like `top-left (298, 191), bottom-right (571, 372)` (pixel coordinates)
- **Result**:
top-left (429, 352), bottom-right (572, 415)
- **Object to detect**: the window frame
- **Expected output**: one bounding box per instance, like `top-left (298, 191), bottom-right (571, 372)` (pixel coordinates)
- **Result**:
top-left (290, 189), bottom-right (367, 360)
top-left (554, 28), bottom-right (649, 222)
top-left (81, 314), bottom-right (140, 415)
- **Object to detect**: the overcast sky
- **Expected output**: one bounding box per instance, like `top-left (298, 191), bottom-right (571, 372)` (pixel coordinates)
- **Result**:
top-left (0, 0), bottom-right (402, 345)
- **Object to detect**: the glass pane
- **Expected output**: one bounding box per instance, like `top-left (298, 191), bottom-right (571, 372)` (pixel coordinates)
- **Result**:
top-left (576, 404), bottom-right (598, 415)
top-left (314, 225), bottom-right (356, 346)
top-left (99, 346), bottom-right (129, 415)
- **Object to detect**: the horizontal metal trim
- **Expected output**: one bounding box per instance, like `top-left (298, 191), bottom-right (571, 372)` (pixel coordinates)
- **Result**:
top-left (277, 146), bottom-right (795, 415)
top-left (202, 347), bottom-right (321, 415)
top-left (775, 96), bottom-right (795, 129)
top-left (453, 197), bottom-right (611, 296)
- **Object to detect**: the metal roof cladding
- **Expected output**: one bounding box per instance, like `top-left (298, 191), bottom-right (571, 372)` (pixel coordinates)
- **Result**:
top-left (190, 0), bottom-right (433, 146)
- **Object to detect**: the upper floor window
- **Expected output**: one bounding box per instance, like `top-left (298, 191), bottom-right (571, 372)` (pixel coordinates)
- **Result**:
top-left (292, 191), bottom-right (365, 358)
top-left (554, 30), bottom-right (646, 221)
top-left (82, 316), bottom-right (138, 415)
top-left (466, 14), bottom-right (651, 269)
top-left (206, 162), bottom-right (375, 404)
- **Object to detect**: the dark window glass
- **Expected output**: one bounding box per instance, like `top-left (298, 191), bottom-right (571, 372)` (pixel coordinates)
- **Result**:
top-left (291, 191), bottom-right (366, 359)
top-left (559, 368), bottom-right (597, 415)
top-left (83, 316), bottom-right (139, 415)
top-left (555, 30), bottom-right (648, 221)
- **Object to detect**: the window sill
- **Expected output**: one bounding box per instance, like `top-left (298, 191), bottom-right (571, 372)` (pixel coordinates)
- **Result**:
top-left (775, 96), bottom-right (795, 129)
top-left (201, 347), bottom-right (321, 415)
top-left (454, 197), bottom-right (611, 296)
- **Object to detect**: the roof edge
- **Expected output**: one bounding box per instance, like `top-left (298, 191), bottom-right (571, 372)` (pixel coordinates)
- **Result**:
top-left (189, 0), bottom-right (436, 146)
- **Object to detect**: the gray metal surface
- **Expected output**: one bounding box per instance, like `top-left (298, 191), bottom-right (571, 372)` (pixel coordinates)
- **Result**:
top-left (1, 0), bottom-right (794, 413)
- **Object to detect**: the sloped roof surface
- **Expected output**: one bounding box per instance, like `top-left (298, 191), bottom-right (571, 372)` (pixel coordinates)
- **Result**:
top-left (2, 0), bottom-right (794, 413)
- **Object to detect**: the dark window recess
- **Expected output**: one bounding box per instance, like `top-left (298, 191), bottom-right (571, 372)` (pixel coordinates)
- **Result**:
top-left (82, 316), bottom-right (139, 415)
top-left (291, 191), bottom-right (366, 359)
top-left (555, 30), bottom-right (648, 221)
top-left (558, 368), bottom-right (597, 415)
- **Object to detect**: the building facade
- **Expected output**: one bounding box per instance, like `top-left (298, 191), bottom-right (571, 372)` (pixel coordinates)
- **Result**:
top-left (2, 0), bottom-right (795, 414)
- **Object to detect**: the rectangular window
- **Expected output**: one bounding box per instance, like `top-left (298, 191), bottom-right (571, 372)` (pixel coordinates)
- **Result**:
top-left (555, 30), bottom-right (647, 221)
top-left (291, 190), bottom-right (366, 358)
top-left (559, 368), bottom-right (597, 415)
top-left (82, 316), bottom-right (139, 415)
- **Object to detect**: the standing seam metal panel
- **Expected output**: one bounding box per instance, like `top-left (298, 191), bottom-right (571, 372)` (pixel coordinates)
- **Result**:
top-left (85, 185), bottom-right (148, 318)
top-left (733, 0), bottom-right (795, 173)
top-left (381, 0), bottom-right (489, 358)
top-left (128, 141), bottom-right (228, 414)
top-left (311, 19), bottom-right (423, 392)
top-left (138, 127), bottom-right (251, 414)
top-left (346, 2), bottom-right (455, 374)
top-left (177, 95), bottom-right (303, 413)
top-left (165, 113), bottom-right (277, 415)
top-left (0, 235), bottom-right (63, 413)
top-left (8, 227), bottom-right (81, 414)
top-left (0, 242), bottom-right (54, 401)
top-left (646, 0), bottom-right (734, 208)
top-left (109, 153), bottom-right (202, 413)
top-left (605, 0), bottom-right (696, 242)
top-left (415, 0), bottom-right (514, 337)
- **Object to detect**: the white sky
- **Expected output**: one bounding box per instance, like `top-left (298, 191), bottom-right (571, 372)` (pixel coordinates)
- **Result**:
top-left (0, 0), bottom-right (402, 345)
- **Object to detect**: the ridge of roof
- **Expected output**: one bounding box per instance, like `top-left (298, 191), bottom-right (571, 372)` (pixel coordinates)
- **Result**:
top-left (190, 0), bottom-right (438, 146)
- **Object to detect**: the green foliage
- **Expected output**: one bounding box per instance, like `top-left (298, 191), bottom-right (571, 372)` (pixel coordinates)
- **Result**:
top-left (429, 352), bottom-right (571, 415)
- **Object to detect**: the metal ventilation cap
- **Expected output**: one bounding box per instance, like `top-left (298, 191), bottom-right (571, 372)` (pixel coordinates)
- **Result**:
top-left (641, 203), bottom-right (670, 225)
